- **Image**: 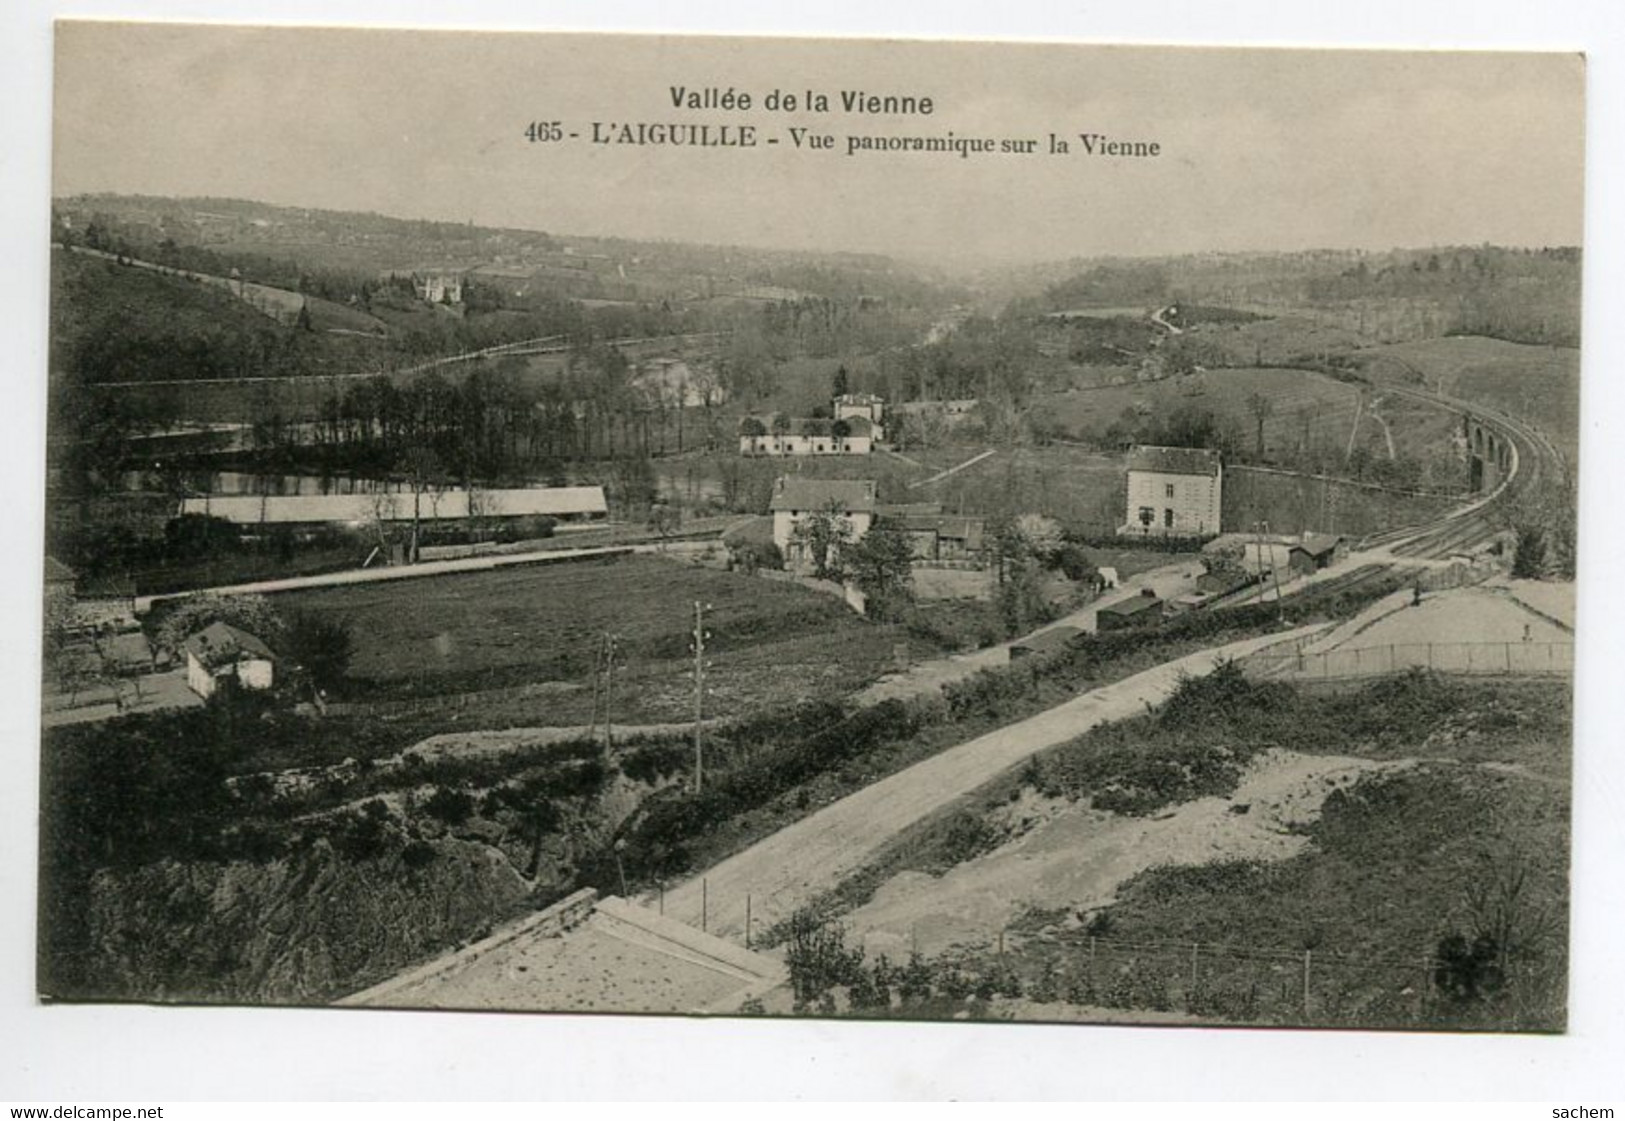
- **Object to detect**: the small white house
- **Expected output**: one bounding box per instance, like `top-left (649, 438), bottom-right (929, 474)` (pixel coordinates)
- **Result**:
top-left (183, 621), bottom-right (277, 699)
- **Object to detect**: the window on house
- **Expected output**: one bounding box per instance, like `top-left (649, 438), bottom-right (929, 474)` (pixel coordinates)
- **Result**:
top-left (1164, 508), bottom-right (1175, 528)
top-left (1138, 506), bottom-right (1155, 526)
top-left (1165, 483), bottom-right (1176, 498)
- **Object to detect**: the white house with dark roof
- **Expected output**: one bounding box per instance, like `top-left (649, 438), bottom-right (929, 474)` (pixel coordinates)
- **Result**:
top-left (739, 416), bottom-right (874, 456)
top-left (1122, 445), bottom-right (1223, 537)
top-left (769, 477), bottom-right (877, 570)
top-left (183, 621), bottom-right (278, 699)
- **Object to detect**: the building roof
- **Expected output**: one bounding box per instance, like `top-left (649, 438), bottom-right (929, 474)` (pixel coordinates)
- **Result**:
top-left (184, 621), bottom-right (276, 670)
top-left (1098, 592), bottom-right (1164, 617)
top-left (936, 517), bottom-right (984, 543)
top-left (1013, 626), bottom-right (1083, 653)
top-left (1126, 445), bottom-right (1222, 477)
top-left (178, 487), bottom-right (608, 526)
top-left (742, 416), bottom-right (873, 439)
top-left (769, 477), bottom-right (878, 513)
top-left (877, 502), bottom-right (945, 519)
top-left (1196, 569), bottom-right (1255, 596)
top-left (1291, 533), bottom-right (1347, 559)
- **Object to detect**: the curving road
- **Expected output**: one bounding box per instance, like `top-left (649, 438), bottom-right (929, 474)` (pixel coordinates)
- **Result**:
top-left (645, 625), bottom-right (1324, 943)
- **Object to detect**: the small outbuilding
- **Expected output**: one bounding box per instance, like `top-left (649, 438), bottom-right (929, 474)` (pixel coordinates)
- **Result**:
top-left (184, 621), bottom-right (278, 699)
top-left (1095, 588), bottom-right (1165, 631)
top-left (1011, 625), bottom-right (1083, 659)
top-left (1288, 533), bottom-right (1348, 576)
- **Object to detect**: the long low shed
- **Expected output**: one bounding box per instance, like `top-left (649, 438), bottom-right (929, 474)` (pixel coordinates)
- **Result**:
top-left (179, 486), bottom-right (609, 526)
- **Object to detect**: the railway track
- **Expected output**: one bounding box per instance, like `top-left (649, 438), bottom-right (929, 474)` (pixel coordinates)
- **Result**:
top-left (1350, 374), bottom-right (1564, 562)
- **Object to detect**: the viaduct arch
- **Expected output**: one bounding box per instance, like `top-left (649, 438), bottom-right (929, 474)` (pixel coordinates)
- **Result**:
top-left (1463, 415), bottom-right (1512, 493)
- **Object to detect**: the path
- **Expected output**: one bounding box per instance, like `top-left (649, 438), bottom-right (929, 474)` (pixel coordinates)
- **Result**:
top-left (906, 449), bottom-right (996, 490)
top-left (134, 543), bottom-right (637, 612)
top-left (1150, 305), bottom-right (1184, 335)
top-left (649, 624), bottom-right (1324, 942)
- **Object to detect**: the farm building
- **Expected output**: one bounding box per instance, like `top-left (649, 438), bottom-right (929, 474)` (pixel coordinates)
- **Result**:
top-left (177, 486), bottom-right (608, 529)
top-left (1096, 588), bottom-right (1165, 631)
top-left (1011, 625), bottom-right (1082, 658)
top-left (769, 477), bottom-right (877, 571)
top-left (1194, 566), bottom-right (1258, 599)
top-left (876, 503), bottom-right (987, 562)
top-left (1122, 445), bottom-right (1222, 538)
top-left (183, 621), bottom-right (277, 699)
top-left (739, 416), bottom-right (875, 456)
top-left (1289, 533), bottom-right (1349, 575)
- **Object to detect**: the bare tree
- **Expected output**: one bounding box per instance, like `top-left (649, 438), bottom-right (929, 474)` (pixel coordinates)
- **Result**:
top-left (1246, 392), bottom-right (1274, 460)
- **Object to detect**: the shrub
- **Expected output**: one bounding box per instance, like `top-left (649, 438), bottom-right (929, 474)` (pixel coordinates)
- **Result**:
top-left (422, 785), bottom-right (476, 827)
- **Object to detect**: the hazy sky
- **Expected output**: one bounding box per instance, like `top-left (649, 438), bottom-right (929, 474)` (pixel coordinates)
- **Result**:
top-left (53, 22), bottom-right (1586, 264)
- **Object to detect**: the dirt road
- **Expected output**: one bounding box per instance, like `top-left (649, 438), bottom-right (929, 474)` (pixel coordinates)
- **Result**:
top-left (648, 624), bottom-right (1324, 942)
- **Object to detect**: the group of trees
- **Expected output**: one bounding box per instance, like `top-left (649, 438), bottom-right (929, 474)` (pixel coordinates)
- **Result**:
top-left (784, 507), bottom-right (917, 620)
top-left (989, 514), bottom-right (1099, 637)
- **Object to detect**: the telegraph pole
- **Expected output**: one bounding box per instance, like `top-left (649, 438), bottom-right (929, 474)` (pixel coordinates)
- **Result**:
top-left (1263, 520), bottom-right (1285, 621)
top-left (602, 632), bottom-right (621, 751)
top-left (691, 602), bottom-right (710, 794)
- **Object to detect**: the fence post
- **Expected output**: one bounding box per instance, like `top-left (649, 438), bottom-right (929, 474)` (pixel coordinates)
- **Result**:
top-left (746, 893), bottom-right (752, 950)
top-left (1427, 642), bottom-right (1433, 671)
top-left (702, 877), bottom-right (708, 934)
top-left (1504, 642), bottom-right (1512, 674)
top-left (1190, 942), bottom-right (1200, 993)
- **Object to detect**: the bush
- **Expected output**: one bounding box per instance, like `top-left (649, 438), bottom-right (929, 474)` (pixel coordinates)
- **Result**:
top-left (422, 785), bottom-right (476, 827)
top-left (282, 611), bottom-right (355, 694)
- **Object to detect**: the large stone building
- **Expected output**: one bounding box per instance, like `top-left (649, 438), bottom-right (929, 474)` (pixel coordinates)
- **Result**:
top-left (833, 393), bottom-right (886, 442)
top-left (1122, 445), bottom-right (1223, 537)
top-left (769, 477), bottom-right (877, 571)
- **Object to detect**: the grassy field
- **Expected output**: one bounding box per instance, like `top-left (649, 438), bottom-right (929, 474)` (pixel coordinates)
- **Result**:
top-left (1039, 367), bottom-right (1352, 452)
top-left (1353, 337), bottom-right (1581, 468)
top-left (275, 553), bottom-right (916, 721)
